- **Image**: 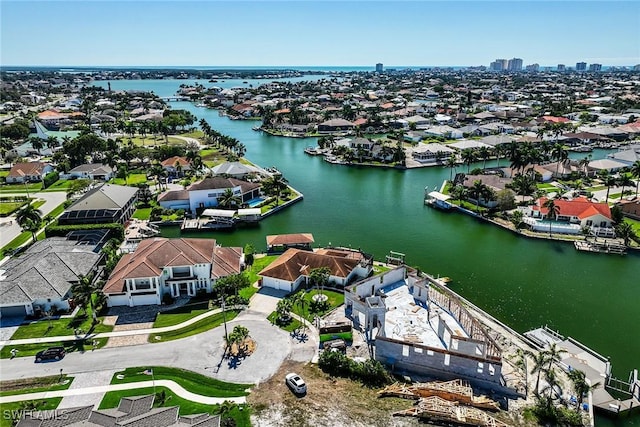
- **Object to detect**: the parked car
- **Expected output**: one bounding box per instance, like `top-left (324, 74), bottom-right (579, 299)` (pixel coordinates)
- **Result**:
top-left (35, 346), bottom-right (65, 362)
top-left (285, 372), bottom-right (307, 394)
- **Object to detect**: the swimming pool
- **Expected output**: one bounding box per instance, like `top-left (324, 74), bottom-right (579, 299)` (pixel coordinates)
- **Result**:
top-left (246, 196), bottom-right (267, 208)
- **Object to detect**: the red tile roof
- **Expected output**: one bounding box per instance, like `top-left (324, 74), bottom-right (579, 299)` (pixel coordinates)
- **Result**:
top-left (103, 238), bottom-right (242, 294)
top-left (536, 197), bottom-right (611, 220)
top-left (8, 162), bottom-right (48, 178)
top-left (266, 233), bottom-right (314, 247)
top-left (161, 156), bottom-right (190, 167)
top-left (258, 248), bottom-right (360, 282)
top-left (541, 115), bottom-right (570, 123)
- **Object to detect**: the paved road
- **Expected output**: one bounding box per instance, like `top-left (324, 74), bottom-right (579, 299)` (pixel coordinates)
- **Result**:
top-left (0, 315), bottom-right (299, 385)
top-left (0, 191), bottom-right (67, 249)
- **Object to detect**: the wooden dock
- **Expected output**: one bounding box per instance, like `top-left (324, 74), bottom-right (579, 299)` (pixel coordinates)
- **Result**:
top-left (180, 218), bottom-right (235, 231)
top-left (574, 240), bottom-right (626, 255)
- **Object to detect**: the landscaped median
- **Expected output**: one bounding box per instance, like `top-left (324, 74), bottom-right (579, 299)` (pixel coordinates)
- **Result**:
top-left (149, 309), bottom-right (240, 342)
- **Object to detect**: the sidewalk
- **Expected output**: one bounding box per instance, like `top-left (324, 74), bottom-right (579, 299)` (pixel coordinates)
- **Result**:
top-left (0, 307), bottom-right (232, 347)
top-left (0, 379), bottom-right (246, 405)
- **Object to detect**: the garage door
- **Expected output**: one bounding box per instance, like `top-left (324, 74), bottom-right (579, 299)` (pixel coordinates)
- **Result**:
top-left (0, 305), bottom-right (27, 318)
top-left (131, 294), bottom-right (158, 306)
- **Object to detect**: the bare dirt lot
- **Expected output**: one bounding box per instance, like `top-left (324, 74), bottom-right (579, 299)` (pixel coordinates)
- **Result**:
top-left (248, 360), bottom-right (423, 427)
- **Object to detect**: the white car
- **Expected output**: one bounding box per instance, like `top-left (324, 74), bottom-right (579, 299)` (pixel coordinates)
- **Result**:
top-left (285, 372), bottom-right (307, 394)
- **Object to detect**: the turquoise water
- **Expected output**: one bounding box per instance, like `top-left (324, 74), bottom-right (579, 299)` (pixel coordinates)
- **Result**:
top-left (98, 80), bottom-right (640, 426)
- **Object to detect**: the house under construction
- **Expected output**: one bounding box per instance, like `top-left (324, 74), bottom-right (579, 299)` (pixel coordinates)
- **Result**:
top-left (345, 266), bottom-right (506, 391)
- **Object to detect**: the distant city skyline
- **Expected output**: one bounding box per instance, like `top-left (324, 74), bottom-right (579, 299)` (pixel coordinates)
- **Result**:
top-left (1, 1), bottom-right (639, 67)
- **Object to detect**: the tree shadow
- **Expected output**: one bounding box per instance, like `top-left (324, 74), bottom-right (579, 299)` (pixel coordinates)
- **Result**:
top-left (290, 329), bottom-right (308, 343)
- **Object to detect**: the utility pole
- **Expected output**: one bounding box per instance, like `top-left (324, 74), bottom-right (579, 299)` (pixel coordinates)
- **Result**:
top-left (221, 291), bottom-right (229, 349)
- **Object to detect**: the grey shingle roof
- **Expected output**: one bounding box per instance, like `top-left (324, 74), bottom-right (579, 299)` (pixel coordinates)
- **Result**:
top-left (0, 238), bottom-right (100, 305)
top-left (67, 184), bottom-right (138, 212)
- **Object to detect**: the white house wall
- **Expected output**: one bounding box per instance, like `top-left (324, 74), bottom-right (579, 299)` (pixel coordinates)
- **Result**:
top-left (188, 186), bottom-right (242, 212)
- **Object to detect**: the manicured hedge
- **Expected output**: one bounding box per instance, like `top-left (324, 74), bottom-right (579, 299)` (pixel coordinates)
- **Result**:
top-left (43, 171), bottom-right (60, 189)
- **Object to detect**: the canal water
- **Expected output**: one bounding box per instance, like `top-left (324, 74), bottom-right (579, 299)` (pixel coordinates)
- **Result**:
top-left (96, 79), bottom-right (640, 425)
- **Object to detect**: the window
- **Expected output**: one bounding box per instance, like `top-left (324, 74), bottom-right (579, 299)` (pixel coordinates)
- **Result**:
top-left (427, 350), bottom-right (434, 356)
top-left (414, 347), bottom-right (423, 354)
top-left (600, 221), bottom-right (607, 227)
top-left (402, 345), bottom-right (409, 357)
top-left (477, 362), bottom-right (484, 374)
top-left (586, 220), bottom-right (593, 226)
top-left (444, 354), bottom-right (450, 366)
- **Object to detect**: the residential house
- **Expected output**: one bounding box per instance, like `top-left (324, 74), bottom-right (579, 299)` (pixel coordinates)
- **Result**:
top-left (63, 163), bottom-right (114, 181)
top-left (58, 184), bottom-right (138, 225)
top-left (423, 125), bottom-right (464, 139)
top-left (345, 267), bottom-right (505, 389)
top-left (448, 139), bottom-right (492, 152)
top-left (266, 233), bottom-right (315, 253)
top-left (158, 177), bottom-right (261, 213)
top-left (259, 248), bottom-right (372, 292)
top-left (17, 394), bottom-right (221, 427)
top-left (411, 143), bottom-right (455, 164)
top-left (618, 199), bottom-right (640, 220)
top-left (607, 144), bottom-right (640, 166)
top-left (161, 156), bottom-right (191, 177)
top-left (210, 161), bottom-right (260, 179)
top-left (6, 162), bottom-right (53, 183)
top-left (103, 238), bottom-right (242, 307)
top-left (0, 237), bottom-right (102, 318)
top-left (317, 118), bottom-right (355, 134)
top-left (526, 196), bottom-right (614, 235)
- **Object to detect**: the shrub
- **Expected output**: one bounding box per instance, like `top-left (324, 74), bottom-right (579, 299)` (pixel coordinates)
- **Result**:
top-left (43, 171), bottom-right (60, 189)
top-left (162, 294), bottom-right (174, 305)
top-left (318, 351), bottom-right (392, 387)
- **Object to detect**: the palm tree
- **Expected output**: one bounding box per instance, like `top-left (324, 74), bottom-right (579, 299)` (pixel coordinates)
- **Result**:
top-left (603, 174), bottom-right (618, 203)
top-left (550, 143), bottom-right (568, 178)
top-left (29, 136), bottom-right (45, 155)
top-left (309, 267), bottom-right (330, 297)
top-left (16, 204), bottom-right (42, 242)
top-left (567, 368), bottom-right (600, 407)
top-left (461, 149), bottom-right (477, 173)
top-left (478, 146), bottom-right (491, 170)
top-left (615, 222), bottom-right (636, 246)
top-left (530, 351), bottom-right (549, 395)
top-left (262, 174), bottom-right (289, 206)
top-left (545, 342), bottom-right (566, 371)
top-left (70, 274), bottom-right (96, 316)
top-left (291, 290), bottom-right (307, 330)
top-left (618, 174), bottom-right (634, 200)
top-left (631, 160), bottom-right (640, 198)
top-left (543, 198), bottom-right (561, 236)
top-left (217, 188), bottom-right (241, 209)
top-left (446, 154), bottom-right (457, 182)
top-left (451, 185), bottom-right (468, 205)
top-left (470, 180), bottom-right (488, 213)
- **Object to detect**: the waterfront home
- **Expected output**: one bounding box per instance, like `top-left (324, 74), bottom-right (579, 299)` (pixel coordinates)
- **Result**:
top-left (58, 183), bottom-right (138, 225)
top-left (103, 238), bottom-right (242, 307)
top-left (587, 158), bottom-right (629, 173)
top-left (0, 237), bottom-right (102, 318)
top-left (607, 144), bottom-right (640, 166)
top-left (411, 143), bottom-right (455, 164)
top-left (161, 156), bottom-right (191, 177)
top-left (210, 161), bottom-right (260, 179)
top-left (317, 118), bottom-right (355, 134)
top-left (258, 247), bottom-right (372, 292)
top-left (617, 198), bottom-right (640, 220)
top-left (266, 233), bottom-right (315, 253)
top-left (345, 267), bottom-right (505, 389)
top-left (157, 177), bottom-right (261, 213)
top-left (448, 139), bottom-right (492, 152)
top-left (63, 163), bottom-right (114, 181)
top-left (461, 174), bottom-right (513, 206)
top-left (526, 196), bottom-right (614, 235)
top-left (5, 161), bottom-right (53, 183)
top-left (423, 125), bottom-right (464, 139)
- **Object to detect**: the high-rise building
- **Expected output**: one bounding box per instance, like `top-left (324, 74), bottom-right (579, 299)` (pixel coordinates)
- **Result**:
top-left (375, 63), bottom-right (383, 73)
top-left (525, 63), bottom-right (540, 72)
top-left (576, 62), bottom-right (587, 71)
top-left (507, 58), bottom-right (523, 71)
top-left (557, 64), bottom-right (566, 72)
top-left (588, 63), bottom-right (602, 72)
top-left (489, 59), bottom-right (507, 71)
top-left (634, 64), bottom-right (640, 71)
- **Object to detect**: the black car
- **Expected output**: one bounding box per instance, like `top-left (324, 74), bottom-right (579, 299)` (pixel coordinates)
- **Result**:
top-left (35, 347), bottom-right (65, 362)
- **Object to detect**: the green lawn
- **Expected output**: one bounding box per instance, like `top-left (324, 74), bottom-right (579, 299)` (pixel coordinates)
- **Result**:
top-left (178, 130), bottom-right (205, 139)
top-left (267, 311), bottom-right (302, 332)
top-left (0, 375), bottom-right (74, 397)
top-left (536, 183), bottom-right (557, 190)
top-left (149, 310), bottom-right (239, 342)
top-left (290, 289), bottom-right (344, 322)
top-left (0, 398), bottom-right (62, 427)
top-left (31, 200), bottom-right (46, 210)
top-left (132, 207), bottom-right (152, 220)
top-left (372, 264), bottom-right (391, 275)
top-left (0, 201), bottom-right (25, 215)
top-left (0, 182), bottom-right (43, 193)
top-left (1, 228), bottom-right (46, 256)
top-left (152, 300), bottom-right (213, 328)
top-left (110, 366), bottom-right (249, 397)
top-left (43, 179), bottom-right (75, 191)
top-left (0, 337), bottom-right (109, 359)
top-left (625, 217), bottom-right (640, 235)
top-left (99, 386), bottom-right (251, 427)
top-left (111, 173), bottom-right (148, 186)
top-left (320, 331), bottom-right (353, 343)
top-left (244, 255), bottom-right (278, 285)
top-left (47, 201), bottom-right (67, 219)
top-left (10, 308), bottom-right (112, 340)
top-left (0, 170), bottom-right (9, 178)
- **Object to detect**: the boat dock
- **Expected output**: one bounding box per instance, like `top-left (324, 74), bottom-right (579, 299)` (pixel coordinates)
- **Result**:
top-left (574, 240), bottom-right (626, 255)
top-left (180, 218), bottom-right (234, 231)
top-left (424, 189), bottom-right (456, 210)
top-left (525, 326), bottom-right (640, 423)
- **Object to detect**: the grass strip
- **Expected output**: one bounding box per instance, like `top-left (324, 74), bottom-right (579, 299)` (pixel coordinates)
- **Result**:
top-left (267, 312), bottom-right (302, 333)
top-left (110, 366), bottom-right (249, 397)
top-left (0, 375), bottom-right (74, 397)
top-left (150, 310), bottom-right (239, 342)
top-left (0, 337), bottom-right (109, 359)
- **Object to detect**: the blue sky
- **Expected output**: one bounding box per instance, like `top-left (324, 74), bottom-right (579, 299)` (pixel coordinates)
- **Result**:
top-left (1, 1), bottom-right (639, 67)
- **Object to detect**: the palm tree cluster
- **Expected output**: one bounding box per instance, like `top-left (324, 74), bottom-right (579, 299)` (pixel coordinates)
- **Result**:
top-left (225, 325), bottom-right (250, 355)
top-left (15, 203), bottom-right (43, 243)
top-left (261, 174), bottom-right (289, 205)
top-left (199, 119), bottom-right (245, 160)
top-left (70, 273), bottom-right (107, 323)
